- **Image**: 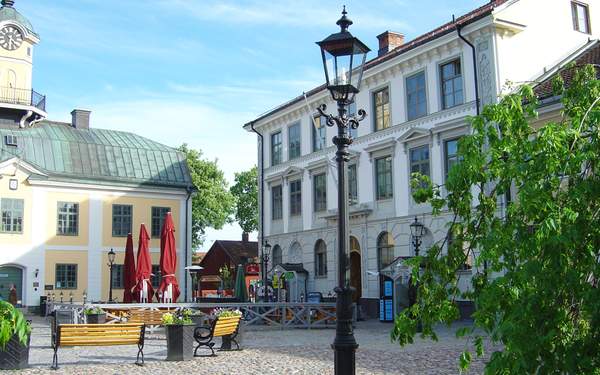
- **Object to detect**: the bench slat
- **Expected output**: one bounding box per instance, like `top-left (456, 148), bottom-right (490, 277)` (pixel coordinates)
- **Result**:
top-left (60, 340), bottom-right (140, 347)
top-left (214, 322), bottom-right (239, 331)
top-left (59, 324), bottom-right (143, 328)
top-left (60, 336), bottom-right (141, 343)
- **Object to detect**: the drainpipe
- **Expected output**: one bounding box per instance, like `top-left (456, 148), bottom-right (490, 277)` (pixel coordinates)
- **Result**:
top-left (185, 185), bottom-right (193, 301)
top-left (457, 22), bottom-right (480, 116)
top-left (458, 21), bottom-right (487, 271)
top-left (249, 121), bottom-right (265, 276)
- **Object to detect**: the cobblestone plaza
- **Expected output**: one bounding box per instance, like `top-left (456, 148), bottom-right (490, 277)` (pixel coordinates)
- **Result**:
top-left (19, 316), bottom-right (490, 374)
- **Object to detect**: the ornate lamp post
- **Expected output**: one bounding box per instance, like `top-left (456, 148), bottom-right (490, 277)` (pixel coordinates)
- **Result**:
top-left (261, 241), bottom-right (271, 302)
top-left (107, 248), bottom-right (116, 303)
top-left (409, 216), bottom-right (425, 332)
top-left (316, 7), bottom-right (370, 375)
top-left (410, 217), bottom-right (425, 256)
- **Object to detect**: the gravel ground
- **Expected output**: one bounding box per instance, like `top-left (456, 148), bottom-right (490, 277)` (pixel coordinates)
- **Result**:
top-left (10, 315), bottom-right (493, 374)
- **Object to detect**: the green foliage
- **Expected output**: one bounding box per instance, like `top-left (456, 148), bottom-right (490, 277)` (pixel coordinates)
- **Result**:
top-left (219, 266), bottom-right (233, 289)
top-left (0, 301), bottom-right (31, 348)
top-left (179, 144), bottom-right (235, 248)
top-left (392, 65), bottom-right (600, 374)
top-left (212, 308), bottom-right (242, 318)
top-left (161, 309), bottom-right (193, 325)
top-left (230, 166), bottom-right (259, 234)
top-left (83, 306), bottom-right (104, 315)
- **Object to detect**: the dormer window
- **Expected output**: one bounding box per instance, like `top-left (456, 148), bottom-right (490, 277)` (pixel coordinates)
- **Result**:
top-left (572, 1), bottom-right (591, 34)
top-left (4, 134), bottom-right (17, 147)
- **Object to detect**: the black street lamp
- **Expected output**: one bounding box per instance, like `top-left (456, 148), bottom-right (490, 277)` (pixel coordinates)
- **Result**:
top-left (316, 7), bottom-right (370, 375)
top-left (409, 216), bottom-right (425, 332)
top-left (410, 217), bottom-right (425, 256)
top-left (107, 248), bottom-right (116, 303)
top-left (261, 241), bottom-right (271, 302)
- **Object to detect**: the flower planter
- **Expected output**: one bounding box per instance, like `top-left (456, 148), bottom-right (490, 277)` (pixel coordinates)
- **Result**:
top-left (0, 334), bottom-right (30, 370)
top-left (165, 324), bottom-right (195, 361)
top-left (86, 313), bottom-right (106, 324)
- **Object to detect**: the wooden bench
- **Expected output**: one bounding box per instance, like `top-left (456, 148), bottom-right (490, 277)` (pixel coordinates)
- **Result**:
top-left (51, 323), bottom-right (145, 370)
top-left (128, 309), bottom-right (165, 326)
top-left (193, 315), bottom-right (242, 356)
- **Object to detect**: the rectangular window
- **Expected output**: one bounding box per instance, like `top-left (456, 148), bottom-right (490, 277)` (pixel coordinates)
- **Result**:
top-left (271, 131), bottom-right (282, 166)
top-left (4, 134), bottom-right (17, 147)
top-left (57, 202), bottom-right (78, 236)
top-left (375, 156), bottom-right (393, 200)
top-left (373, 87), bottom-right (390, 131)
top-left (112, 204), bottom-right (132, 237)
top-left (406, 72), bottom-right (427, 120)
top-left (289, 179), bottom-right (302, 216)
top-left (1, 198), bottom-right (23, 233)
top-left (348, 164), bottom-right (358, 205)
top-left (444, 139), bottom-right (460, 179)
top-left (348, 102), bottom-right (358, 139)
top-left (288, 123), bottom-right (301, 160)
top-left (312, 115), bottom-right (327, 151)
top-left (440, 59), bottom-right (463, 109)
top-left (572, 2), bottom-right (590, 33)
top-left (410, 145), bottom-right (430, 188)
top-left (151, 206), bottom-right (170, 237)
top-left (272, 185), bottom-right (283, 220)
top-left (151, 265), bottom-right (160, 289)
top-left (313, 173), bottom-right (327, 212)
top-left (111, 264), bottom-right (124, 289)
top-left (55, 264), bottom-right (77, 289)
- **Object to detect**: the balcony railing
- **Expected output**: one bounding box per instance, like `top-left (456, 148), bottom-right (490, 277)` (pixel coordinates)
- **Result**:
top-left (0, 86), bottom-right (46, 112)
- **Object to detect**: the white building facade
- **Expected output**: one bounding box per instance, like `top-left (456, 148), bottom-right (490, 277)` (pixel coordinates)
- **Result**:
top-left (245, 0), bottom-right (599, 317)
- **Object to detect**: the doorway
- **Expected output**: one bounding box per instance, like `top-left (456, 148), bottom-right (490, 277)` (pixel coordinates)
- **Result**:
top-left (349, 236), bottom-right (361, 303)
top-left (0, 265), bottom-right (23, 305)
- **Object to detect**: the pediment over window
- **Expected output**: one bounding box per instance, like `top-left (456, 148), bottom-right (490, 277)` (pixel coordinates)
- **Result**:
top-left (396, 127), bottom-right (429, 143)
top-left (265, 166), bottom-right (304, 184)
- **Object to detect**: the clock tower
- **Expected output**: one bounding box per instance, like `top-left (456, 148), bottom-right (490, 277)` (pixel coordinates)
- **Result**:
top-left (0, 0), bottom-right (45, 127)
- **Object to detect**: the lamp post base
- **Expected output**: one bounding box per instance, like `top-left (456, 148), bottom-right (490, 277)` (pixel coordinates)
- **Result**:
top-left (332, 286), bottom-right (358, 375)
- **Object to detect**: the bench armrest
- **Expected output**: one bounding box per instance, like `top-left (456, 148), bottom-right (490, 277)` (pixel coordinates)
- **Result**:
top-left (193, 325), bottom-right (212, 340)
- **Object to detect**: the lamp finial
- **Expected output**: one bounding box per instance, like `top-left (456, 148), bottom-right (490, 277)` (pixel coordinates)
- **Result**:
top-left (336, 5), bottom-right (353, 32)
top-left (1, 0), bottom-right (15, 7)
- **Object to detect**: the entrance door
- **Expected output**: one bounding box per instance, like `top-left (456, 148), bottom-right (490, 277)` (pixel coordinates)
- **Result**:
top-left (350, 251), bottom-right (362, 303)
top-left (0, 266), bottom-right (23, 304)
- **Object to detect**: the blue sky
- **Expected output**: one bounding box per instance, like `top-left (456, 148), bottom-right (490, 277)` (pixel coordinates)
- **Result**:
top-left (19, 0), bottom-right (483, 251)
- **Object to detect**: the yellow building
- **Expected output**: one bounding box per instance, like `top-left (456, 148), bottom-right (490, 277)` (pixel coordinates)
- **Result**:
top-left (0, 0), bottom-right (194, 308)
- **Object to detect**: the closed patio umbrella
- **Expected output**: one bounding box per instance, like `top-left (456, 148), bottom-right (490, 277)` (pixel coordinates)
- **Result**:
top-left (234, 264), bottom-right (248, 302)
top-left (133, 224), bottom-right (154, 303)
top-left (157, 212), bottom-right (180, 303)
top-left (123, 233), bottom-right (136, 303)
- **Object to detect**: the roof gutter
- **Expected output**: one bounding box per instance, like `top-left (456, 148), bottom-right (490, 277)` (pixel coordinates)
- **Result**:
top-left (457, 20), bottom-right (480, 116)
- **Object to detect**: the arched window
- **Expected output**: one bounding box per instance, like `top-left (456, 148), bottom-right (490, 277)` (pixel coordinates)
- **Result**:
top-left (272, 245), bottom-right (282, 267)
top-left (377, 232), bottom-right (395, 271)
top-left (289, 242), bottom-right (302, 263)
top-left (314, 240), bottom-right (327, 277)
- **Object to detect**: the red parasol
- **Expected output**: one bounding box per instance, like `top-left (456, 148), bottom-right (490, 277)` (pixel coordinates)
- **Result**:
top-left (122, 233), bottom-right (136, 303)
top-left (133, 224), bottom-right (154, 302)
top-left (157, 212), bottom-right (180, 302)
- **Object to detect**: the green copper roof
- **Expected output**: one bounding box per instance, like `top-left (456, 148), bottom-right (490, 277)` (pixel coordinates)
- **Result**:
top-left (0, 121), bottom-right (192, 190)
top-left (0, 4), bottom-right (38, 38)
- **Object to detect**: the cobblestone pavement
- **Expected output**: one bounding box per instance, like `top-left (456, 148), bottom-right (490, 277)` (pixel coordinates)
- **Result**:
top-left (12, 315), bottom-right (493, 374)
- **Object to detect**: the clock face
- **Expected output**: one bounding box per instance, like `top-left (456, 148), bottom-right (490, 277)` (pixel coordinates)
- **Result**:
top-left (0, 26), bottom-right (23, 51)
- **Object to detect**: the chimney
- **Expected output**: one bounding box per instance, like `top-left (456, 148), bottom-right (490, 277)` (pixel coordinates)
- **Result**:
top-left (242, 232), bottom-right (249, 243)
top-left (377, 31), bottom-right (404, 57)
top-left (71, 109), bottom-right (91, 129)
